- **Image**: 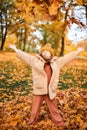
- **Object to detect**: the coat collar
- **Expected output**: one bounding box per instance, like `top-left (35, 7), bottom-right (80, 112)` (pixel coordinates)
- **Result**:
top-left (35, 54), bottom-right (58, 63)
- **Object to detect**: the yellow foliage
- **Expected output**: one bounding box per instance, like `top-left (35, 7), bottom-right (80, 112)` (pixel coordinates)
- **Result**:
top-left (65, 39), bottom-right (77, 53)
top-left (84, 0), bottom-right (87, 4)
top-left (15, 1), bottom-right (26, 10)
top-left (78, 51), bottom-right (87, 57)
top-left (48, 1), bottom-right (59, 16)
top-left (77, 0), bottom-right (87, 5)
top-left (4, 34), bottom-right (17, 50)
top-left (50, 21), bottom-right (66, 35)
top-left (9, 120), bottom-right (18, 126)
top-left (77, 0), bottom-right (83, 5)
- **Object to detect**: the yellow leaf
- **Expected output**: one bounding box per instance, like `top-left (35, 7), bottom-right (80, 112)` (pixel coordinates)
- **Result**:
top-left (77, 0), bottom-right (83, 5)
top-left (10, 120), bottom-right (17, 126)
top-left (48, 1), bottom-right (59, 16)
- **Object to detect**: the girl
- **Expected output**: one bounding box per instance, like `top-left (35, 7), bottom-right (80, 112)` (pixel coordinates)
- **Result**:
top-left (9, 43), bottom-right (84, 127)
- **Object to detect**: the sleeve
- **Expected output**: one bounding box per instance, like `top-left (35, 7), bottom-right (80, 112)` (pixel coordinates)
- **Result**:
top-left (16, 49), bottom-right (35, 67)
top-left (57, 51), bottom-right (77, 68)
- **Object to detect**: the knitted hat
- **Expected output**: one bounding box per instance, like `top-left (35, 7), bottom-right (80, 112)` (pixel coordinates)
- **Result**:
top-left (40, 43), bottom-right (54, 56)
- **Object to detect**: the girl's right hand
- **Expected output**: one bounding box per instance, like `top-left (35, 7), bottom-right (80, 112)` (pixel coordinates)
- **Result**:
top-left (9, 44), bottom-right (18, 52)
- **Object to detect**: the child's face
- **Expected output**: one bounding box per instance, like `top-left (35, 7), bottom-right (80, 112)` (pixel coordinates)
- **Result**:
top-left (41, 50), bottom-right (52, 60)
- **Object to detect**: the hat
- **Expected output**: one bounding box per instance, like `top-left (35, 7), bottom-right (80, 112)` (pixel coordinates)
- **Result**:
top-left (40, 43), bottom-right (54, 56)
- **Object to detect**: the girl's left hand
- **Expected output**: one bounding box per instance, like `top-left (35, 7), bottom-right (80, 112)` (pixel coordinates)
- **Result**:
top-left (76, 47), bottom-right (85, 54)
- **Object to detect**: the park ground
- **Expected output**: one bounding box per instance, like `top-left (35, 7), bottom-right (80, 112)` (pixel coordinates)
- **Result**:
top-left (0, 52), bottom-right (87, 130)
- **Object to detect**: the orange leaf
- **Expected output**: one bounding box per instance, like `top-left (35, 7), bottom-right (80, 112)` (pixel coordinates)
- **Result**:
top-left (48, 0), bottom-right (59, 16)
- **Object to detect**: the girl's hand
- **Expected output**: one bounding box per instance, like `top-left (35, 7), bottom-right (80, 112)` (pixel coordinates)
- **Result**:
top-left (9, 44), bottom-right (18, 52)
top-left (76, 47), bottom-right (85, 54)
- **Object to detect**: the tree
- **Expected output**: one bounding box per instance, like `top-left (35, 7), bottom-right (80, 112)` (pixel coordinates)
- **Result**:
top-left (1, 0), bottom-right (86, 52)
top-left (36, 22), bottom-right (61, 47)
top-left (14, 0), bottom-right (67, 53)
top-left (0, 0), bottom-right (15, 50)
top-left (77, 0), bottom-right (87, 24)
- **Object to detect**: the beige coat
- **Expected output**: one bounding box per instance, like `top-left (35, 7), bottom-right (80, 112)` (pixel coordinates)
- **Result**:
top-left (16, 50), bottom-right (77, 100)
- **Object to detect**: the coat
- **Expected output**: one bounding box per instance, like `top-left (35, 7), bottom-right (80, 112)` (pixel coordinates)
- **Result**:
top-left (16, 50), bottom-right (77, 100)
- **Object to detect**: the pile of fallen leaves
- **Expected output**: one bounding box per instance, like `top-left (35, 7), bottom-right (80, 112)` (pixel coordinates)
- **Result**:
top-left (0, 87), bottom-right (87, 130)
top-left (0, 52), bottom-right (87, 129)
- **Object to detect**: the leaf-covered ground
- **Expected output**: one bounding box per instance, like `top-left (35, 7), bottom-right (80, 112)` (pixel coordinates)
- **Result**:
top-left (0, 52), bottom-right (87, 130)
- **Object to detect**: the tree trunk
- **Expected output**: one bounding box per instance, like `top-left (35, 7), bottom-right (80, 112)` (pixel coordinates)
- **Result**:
top-left (23, 28), bottom-right (27, 51)
top-left (60, 36), bottom-right (64, 56)
top-left (85, 5), bottom-right (87, 25)
top-left (0, 28), bottom-right (7, 50)
top-left (59, 0), bottom-right (74, 56)
top-left (0, 10), bottom-right (8, 50)
top-left (60, 11), bottom-right (68, 56)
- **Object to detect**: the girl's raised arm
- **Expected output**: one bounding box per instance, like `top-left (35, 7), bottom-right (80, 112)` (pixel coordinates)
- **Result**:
top-left (9, 44), bottom-right (35, 67)
top-left (57, 47), bottom-right (85, 68)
